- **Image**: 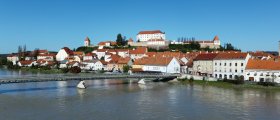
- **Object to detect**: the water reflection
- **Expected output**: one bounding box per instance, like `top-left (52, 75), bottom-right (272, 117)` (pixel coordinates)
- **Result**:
top-left (0, 80), bottom-right (280, 120)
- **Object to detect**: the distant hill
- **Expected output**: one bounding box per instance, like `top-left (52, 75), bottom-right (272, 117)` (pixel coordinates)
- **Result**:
top-left (0, 54), bottom-right (8, 58)
top-left (264, 51), bottom-right (278, 56)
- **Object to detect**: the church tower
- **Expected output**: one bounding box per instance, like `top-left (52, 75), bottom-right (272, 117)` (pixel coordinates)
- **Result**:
top-left (213, 35), bottom-right (220, 46)
top-left (84, 37), bottom-right (91, 47)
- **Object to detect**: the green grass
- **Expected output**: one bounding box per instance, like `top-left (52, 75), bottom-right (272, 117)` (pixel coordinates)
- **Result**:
top-left (20, 67), bottom-right (64, 74)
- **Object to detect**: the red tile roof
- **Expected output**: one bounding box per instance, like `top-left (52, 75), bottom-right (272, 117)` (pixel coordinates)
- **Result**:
top-left (213, 35), bottom-right (219, 41)
top-left (134, 57), bottom-right (176, 66)
top-left (62, 47), bottom-right (74, 55)
top-left (214, 52), bottom-right (248, 60)
top-left (37, 54), bottom-right (56, 57)
top-left (129, 47), bottom-right (147, 54)
top-left (19, 60), bottom-right (34, 65)
top-left (193, 53), bottom-right (219, 61)
top-left (246, 59), bottom-right (280, 70)
top-left (118, 57), bottom-right (131, 64)
top-left (138, 30), bottom-right (164, 35)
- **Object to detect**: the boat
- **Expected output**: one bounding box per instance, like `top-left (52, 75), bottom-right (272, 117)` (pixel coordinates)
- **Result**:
top-left (138, 79), bottom-right (146, 85)
top-left (77, 80), bottom-right (86, 89)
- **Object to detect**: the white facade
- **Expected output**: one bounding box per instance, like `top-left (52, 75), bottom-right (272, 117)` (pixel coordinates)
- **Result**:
top-left (82, 60), bottom-right (104, 71)
top-left (56, 49), bottom-right (70, 61)
top-left (245, 70), bottom-right (280, 83)
top-left (37, 55), bottom-right (54, 61)
top-left (93, 50), bottom-right (106, 59)
top-left (213, 54), bottom-right (251, 80)
top-left (7, 55), bottom-right (19, 64)
top-left (142, 58), bottom-right (180, 73)
top-left (147, 39), bottom-right (166, 46)
top-left (193, 60), bottom-right (214, 77)
top-left (137, 31), bottom-right (166, 42)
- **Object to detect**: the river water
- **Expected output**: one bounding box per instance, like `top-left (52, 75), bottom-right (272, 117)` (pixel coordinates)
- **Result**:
top-left (0, 69), bottom-right (280, 120)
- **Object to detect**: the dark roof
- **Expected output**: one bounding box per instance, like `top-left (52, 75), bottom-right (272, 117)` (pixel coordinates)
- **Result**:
top-left (193, 53), bottom-right (218, 61)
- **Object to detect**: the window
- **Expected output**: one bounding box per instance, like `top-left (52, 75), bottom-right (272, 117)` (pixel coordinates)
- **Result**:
top-left (224, 63), bottom-right (226, 66)
top-left (235, 69), bottom-right (237, 73)
top-left (220, 63), bottom-right (221, 66)
top-left (230, 63), bottom-right (232, 66)
top-left (215, 62), bottom-right (217, 65)
top-left (235, 63), bottom-right (237, 66)
top-left (241, 63), bottom-right (244, 66)
top-left (241, 70), bottom-right (243, 73)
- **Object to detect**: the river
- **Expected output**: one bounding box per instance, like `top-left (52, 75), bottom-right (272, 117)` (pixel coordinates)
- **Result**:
top-left (0, 69), bottom-right (280, 120)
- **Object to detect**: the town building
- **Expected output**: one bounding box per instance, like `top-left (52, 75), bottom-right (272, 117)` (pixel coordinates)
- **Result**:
top-left (136, 30), bottom-right (166, 42)
top-left (56, 47), bottom-right (74, 61)
top-left (193, 53), bottom-right (219, 77)
top-left (129, 47), bottom-right (148, 60)
top-left (213, 52), bottom-right (251, 80)
top-left (133, 57), bottom-right (181, 73)
top-left (171, 36), bottom-right (221, 49)
top-left (98, 41), bottom-right (117, 49)
top-left (245, 59), bottom-right (280, 83)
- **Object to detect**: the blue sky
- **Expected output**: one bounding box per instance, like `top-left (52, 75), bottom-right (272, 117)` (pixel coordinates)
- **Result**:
top-left (0, 0), bottom-right (279, 54)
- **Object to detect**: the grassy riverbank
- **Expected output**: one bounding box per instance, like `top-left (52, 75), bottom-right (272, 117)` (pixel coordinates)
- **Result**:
top-left (19, 67), bottom-right (64, 74)
top-left (179, 79), bottom-right (280, 91)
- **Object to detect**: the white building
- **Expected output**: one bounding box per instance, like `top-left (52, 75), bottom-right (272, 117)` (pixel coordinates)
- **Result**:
top-left (92, 49), bottom-right (107, 59)
top-left (37, 54), bottom-right (55, 61)
top-left (137, 30), bottom-right (166, 42)
top-left (146, 39), bottom-right (169, 46)
top-left (245, 59), bottom-right (280, 83)
top-left (134, 57), bottom-right (181, 73)
top-left (213, 52), bottom-right (251, 80)
top-left (7, 54), bottom-right (19, 64)
top-left (82, 60), bottom-right (104, 71)
top-left (129, 47), bottom-right (147, 60)
top-left (56, 47), bottom-right (74, 62)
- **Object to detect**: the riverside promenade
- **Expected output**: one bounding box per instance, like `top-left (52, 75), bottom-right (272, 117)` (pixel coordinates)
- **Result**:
top-left (0, 73), bottom-right (180, 84)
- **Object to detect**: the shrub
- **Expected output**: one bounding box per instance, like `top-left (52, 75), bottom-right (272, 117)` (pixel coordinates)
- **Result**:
top-left (61, 68), bottom-right (69, 73)
top-left (69, 66), bottom-right (81, 73)
top-left (189, 76), bottom-right (194, 83)
top-left (257, 82), bottom-right (276, 86)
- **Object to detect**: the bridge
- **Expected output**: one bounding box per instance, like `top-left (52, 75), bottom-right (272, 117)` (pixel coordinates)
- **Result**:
top-left (0, 74), bottom-right (180, 84)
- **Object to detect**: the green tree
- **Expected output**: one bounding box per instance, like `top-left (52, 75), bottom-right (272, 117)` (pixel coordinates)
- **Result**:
top-left (116, 33), bottom-right (124, 46)
top-left (123, 65), bottom-right (130, 73)
top-left (76, 46), bottom-right (96, 53)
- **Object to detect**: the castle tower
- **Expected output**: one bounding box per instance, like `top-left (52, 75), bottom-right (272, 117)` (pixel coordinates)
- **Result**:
top-left (213, 35), bottom-right (220, 46)
top-left (84, 37), bottom-right (91, 47)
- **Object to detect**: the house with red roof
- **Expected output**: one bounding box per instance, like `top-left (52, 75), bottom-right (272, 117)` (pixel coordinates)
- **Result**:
top-left (132, 56), bottom-right (180, 73)
top-left (98, 41), bottom-right (117, 49)
top-left (56, 47), bottom-right (74, 61)
top-left (137, 30), bottom-right (166, 42)
top-left (193, 53), bottom-right (219, 77)
top-left (18, 60), bottom-right (37, 67)
top-left (117, 57), bottom-right (133, 72)
top-left (129, 47), bottom-right (148, 60)
top-left (245, 59), bottom-right (280, 83)
top-left (37, 53), bottom-right (56, 61)
top-left (213, 52), bottom-right (251, 80)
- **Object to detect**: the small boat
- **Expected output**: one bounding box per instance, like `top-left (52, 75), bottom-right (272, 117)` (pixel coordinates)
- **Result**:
top-left (77, 80), bottom-right (86, 89)
top-left (138, 79), bottom-right (146, 85)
